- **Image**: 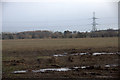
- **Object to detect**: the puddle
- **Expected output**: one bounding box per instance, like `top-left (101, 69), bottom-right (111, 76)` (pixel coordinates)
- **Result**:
top-left (96, 76), bottom-right (113, 78)
top-left (111, 64), bottom-right (118, 67)
top-left (32, 68), bottom-right (71, 73)
top-left (12, 66), bottom-right (89, 74)
top-left (105, 65), bottom-right (110, 68)
top-left (105, 64), bottom-right (118, 68)
top-left (81, 66), bottom-right (88, 69)
top-left (92, 53), bottom-right (115, 56)
top-left (53, 54), bottom-right (66, 57)
top-left (53, 52), bottom-right (116, 57)
top-left (71, 53), bottom-right (88, 56)
top-left (64, 52), bottom-right (68, 55)
top-left (12, 70), bottom-right (27, 74)
top-left (73, 67), bottom-right (79, 69)
top-left (12, 64), bottom-right (118, 74)
top-left (53, 53), bottom-right (88, 57)
top-left (53, 52), bottom-right (67, 57)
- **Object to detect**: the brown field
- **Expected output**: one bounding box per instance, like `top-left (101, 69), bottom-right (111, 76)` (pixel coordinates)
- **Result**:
top-left (3, 37), bottom-right (118, 50)
top-left (2, 37), bottom-right (119, 78)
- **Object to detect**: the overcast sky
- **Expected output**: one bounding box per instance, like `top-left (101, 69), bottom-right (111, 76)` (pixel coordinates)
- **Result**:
top-left (2, 0), bottom-right (118, 32)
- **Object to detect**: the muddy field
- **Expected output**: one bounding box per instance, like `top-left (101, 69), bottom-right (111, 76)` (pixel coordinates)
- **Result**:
top-left (2, 37), bottom-right (120, 79)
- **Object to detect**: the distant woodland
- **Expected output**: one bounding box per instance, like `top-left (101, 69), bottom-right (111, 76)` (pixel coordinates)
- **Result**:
top-left (2, 29), bottom-right (119, 40)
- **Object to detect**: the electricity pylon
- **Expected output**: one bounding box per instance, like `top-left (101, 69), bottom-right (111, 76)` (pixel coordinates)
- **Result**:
top-left (92, 12), bottom-right (98, 32)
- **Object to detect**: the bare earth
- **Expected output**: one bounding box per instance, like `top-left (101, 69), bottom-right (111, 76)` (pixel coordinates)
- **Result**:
top-left (2, 37), bottom-right (119, 78)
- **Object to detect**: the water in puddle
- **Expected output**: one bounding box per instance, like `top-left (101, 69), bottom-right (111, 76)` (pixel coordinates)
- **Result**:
top-left (105, 65), bottom-right (110, 68)
top-left (92, 53), bottom-right (115, 56)
top-left (12, 70), bottom-right (27, 74)
top-left (53, 52), bottom-right (116, 57)
top-left (81, 66), bottom-right (88, 69)
top-left (53, 54), bottom-right (66, 57)
top-left (32, 68), bottom-right (71, 73)
top-left (71, 53), bottom-right (88, 56)
top-left (105, 64), bottom-right (118, 68)
top-left (64, 52), bottom-right (68, 55)
top-left (73, 67), bottom-right (79, 69)
top-left (53, 53), bottom-right (88, 57)
top-left (71, 52), bottom-right (116, 56)
top-left (12, 66), bottom-right (88, 74)
top-left (96, 76), bottom-right (113, 78)
top-left (111, 64), bottom-right (118, 67)
top-left (12, 64), bottom-right (118, 74)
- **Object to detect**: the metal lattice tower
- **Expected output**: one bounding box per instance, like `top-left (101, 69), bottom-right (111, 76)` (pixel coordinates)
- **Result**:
top-left (92, 12), bottom-right (98, 32)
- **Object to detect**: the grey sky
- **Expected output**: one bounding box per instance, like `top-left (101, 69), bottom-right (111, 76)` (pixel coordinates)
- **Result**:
top-left (2, 1), bottom-right (118, 32)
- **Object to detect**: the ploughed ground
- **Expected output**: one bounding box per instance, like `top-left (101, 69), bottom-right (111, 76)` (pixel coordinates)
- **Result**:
top-left (2, 47), bottom-right (120, 78)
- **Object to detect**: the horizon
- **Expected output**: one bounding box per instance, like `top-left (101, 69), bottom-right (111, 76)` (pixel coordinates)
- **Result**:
top-left (2, 28), bottom-right (119, 33)
top-left (2, 0), bottom-right (118, 32)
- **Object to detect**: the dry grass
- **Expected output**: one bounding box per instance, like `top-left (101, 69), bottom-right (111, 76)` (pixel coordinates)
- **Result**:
top-left (2, 37), bottom-right (118, 51)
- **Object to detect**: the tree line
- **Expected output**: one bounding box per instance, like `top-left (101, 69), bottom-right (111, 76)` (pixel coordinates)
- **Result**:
top-left (2, 29), bottom-right (119, 40)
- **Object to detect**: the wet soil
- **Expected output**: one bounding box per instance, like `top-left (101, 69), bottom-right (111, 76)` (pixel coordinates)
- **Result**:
top-left (2, 47), bottom-right (120, 78)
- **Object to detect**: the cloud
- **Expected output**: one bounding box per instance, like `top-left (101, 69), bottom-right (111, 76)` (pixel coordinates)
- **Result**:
top-left (1, 0), bottom-right (119, 2)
